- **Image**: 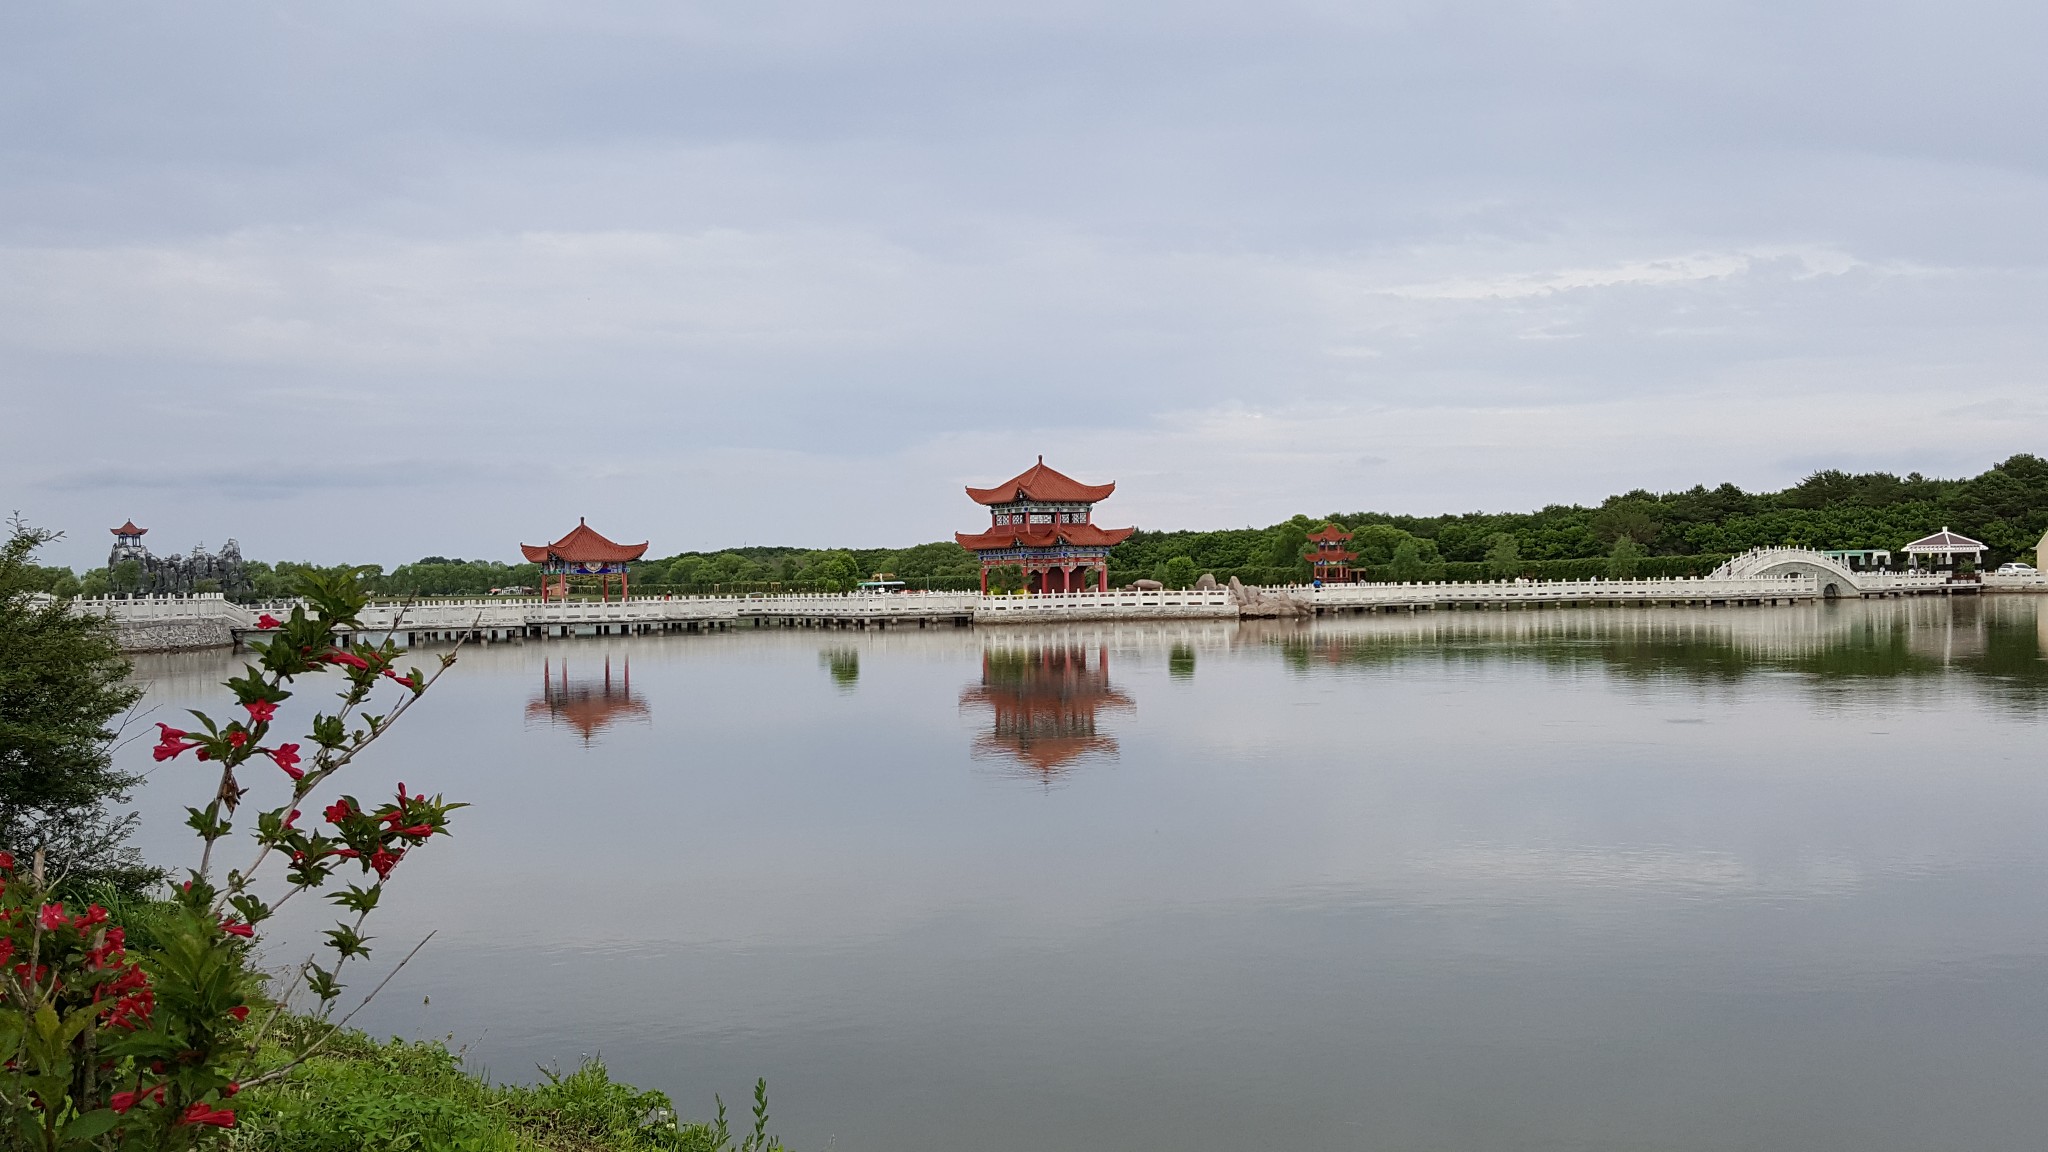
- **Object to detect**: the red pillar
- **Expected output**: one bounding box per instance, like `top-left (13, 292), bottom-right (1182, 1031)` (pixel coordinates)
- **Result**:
top-left (980, 565), bottom-right (990, 595)
top-left (622, 570), bottom-right (630, 602)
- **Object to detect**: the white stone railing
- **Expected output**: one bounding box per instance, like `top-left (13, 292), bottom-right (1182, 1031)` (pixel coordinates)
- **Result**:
top-left (1313, 574), bottom-right (1824, 606)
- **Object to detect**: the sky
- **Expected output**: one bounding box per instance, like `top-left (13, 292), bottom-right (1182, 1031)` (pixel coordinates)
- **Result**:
top-left (4, 1), bottom-right (2047, 570)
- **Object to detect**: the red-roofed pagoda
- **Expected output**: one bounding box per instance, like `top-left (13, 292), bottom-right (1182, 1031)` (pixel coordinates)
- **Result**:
top-left (1305, 523), bottom-right (1356, 583)
top-left (520, 518), bottom-right (649, 602)
top-left (955, 457), bottom-right (1135, 594)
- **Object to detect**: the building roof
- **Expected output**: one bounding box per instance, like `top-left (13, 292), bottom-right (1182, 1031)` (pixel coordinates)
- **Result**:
top-left (1306, 523), bottom-right (1351, 542)
top-left (519, 518), bottom-right (650, 564)
top-left (966, 457), bottom-right (1117, 506)
top-left (1903, 527), bottom-right (1986, 553)
top-left (955, 523), bottom-right (1136, 551)
top-left (111, 520), bottom-right (147, 537)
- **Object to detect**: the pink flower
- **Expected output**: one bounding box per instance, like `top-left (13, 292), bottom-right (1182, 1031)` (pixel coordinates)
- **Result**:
top-left (244, 699), bottom-right (277, 723)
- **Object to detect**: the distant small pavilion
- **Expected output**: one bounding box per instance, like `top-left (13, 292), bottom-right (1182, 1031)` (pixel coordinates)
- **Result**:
top-left (520, 518), bottom-right (649, 602)
top-left (1903, 527), bottom-right (1987, 572)
top-left (1305, 524), bottom-right (1356, 583)
top-left (109, 520), bottom-right (149, 565)
top-left (955, 457), bottom-right (1135, 594)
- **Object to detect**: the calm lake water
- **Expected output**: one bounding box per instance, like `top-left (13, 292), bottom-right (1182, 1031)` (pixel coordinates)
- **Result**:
top-left (120, 597), bottom-right (2048, 1152)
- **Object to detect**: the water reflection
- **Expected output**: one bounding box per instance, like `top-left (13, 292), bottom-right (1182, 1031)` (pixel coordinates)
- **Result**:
top-left (1168, 642), bottom-right (1196, 680)
top-left (960, 643), bottom-right (1133, 782)
top-left (1277, 597), bottom-right (2048, 709)
top-left (819, 648), bottom-right (859, 691)
top-left (524, 656), bottom-right (649, 744)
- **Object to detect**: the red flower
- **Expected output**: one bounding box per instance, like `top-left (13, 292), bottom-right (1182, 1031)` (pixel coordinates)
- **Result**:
top-left (394, 824), bottom-right (435, 838)
top-left (244, 699), bottom-right (277, 723)
top-left (0, 851), bottom-right (12, 871)
top-left (370, 846), bottom-right (404, 879)
top-left (324, 651), bottom-right (371, 670)
top-left (227, 730), bottom-right (248, 749)
top-left (228, 1005), bottom-right (250, 1022)
top-left (256, 614), bottom-right (282, 629)
top-left (381, 668), bottom-right (417, 689)
top-left (269, 743), bottom-right (304, 780)
top-left (282, 808), bottom-right (301, 830)
top-left (327, 848), bottom-right (362, 860)
top-left (110, 1090), bottom-right (142, 1114)
top-left (324, 799), bottom-right (355, 824)
top-left (224, 1082), bottom-right (240, 1097)
top-left (219, 919), bottom-right (254, 938)
top-left (153, 723), bottom-right (200, 762)
top-left (178, 1102), bottom-right (236, 1128)
top-left (0, 939), bottom-right (13, 966)
top-left (75, 905), bottom-right (109, 929)
top-left (37, 904), bottom-right (68, 931)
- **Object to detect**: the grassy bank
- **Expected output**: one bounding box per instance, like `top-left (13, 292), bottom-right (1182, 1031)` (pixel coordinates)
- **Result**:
top-left (227, 1016), bottom-right (783, 1152)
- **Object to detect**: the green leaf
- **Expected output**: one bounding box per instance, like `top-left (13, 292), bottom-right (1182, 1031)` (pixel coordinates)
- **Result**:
top-left (62, 1109), bottom-right (119, 1141)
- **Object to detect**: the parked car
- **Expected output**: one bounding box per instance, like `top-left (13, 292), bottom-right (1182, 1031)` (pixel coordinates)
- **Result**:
top-left (1995, 562), bottom-right (2039, 576)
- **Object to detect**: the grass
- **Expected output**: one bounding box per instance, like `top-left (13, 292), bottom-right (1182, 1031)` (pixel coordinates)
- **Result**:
top-left (228, 1015), bottom-right (785, 1152)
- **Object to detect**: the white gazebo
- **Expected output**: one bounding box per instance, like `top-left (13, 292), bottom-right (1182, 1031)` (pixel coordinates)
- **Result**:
top-left (1903, 527), bottom-right (1987, 571)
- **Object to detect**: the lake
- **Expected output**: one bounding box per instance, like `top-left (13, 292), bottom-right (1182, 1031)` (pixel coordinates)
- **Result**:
top-left (120, 596), bottom-right (2048, 1151)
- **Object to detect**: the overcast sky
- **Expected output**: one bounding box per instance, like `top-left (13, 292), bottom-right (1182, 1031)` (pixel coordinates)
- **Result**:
top-left (5, 1), bottom-right (2046, 569)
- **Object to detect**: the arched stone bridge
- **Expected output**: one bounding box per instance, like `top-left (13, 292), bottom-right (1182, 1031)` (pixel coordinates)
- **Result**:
top-left (1710, 548), bottom-right (1864, 598)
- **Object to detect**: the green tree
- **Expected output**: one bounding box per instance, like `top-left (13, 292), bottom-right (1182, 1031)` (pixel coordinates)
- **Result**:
top-left (0, 519), bottom-right (154, 893)
top-left (1389, 539), bottom-right (1426, 581)
top-left (1608, 536), bottom-right (1644, 579)
top-left (1156, 556), bottom-right (1198, 589)
top-left (1264, 523), bottom-right (1310, 571)
top-left (986, 564), bottom-right (1025, 594)
top-left (805, 550), bottom-right (862, 592)
top-left (1484, 533), bottom-right (1522, 579)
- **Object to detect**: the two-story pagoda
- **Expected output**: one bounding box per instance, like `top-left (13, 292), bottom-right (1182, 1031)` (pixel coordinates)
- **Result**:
top-left (1305, 523), bottom-right (1356, 583)
top-left (956, 457), bottom-right (1134, 594)
top-left (520, 517), bottom-right (649, 602)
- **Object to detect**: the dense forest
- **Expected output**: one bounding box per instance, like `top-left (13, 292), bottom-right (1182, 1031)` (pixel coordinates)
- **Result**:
top-left (20, 455), bottom-right (2048, 597)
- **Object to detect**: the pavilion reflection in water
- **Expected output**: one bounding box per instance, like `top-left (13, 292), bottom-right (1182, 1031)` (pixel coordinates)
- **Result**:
top-left (526, 656), bottom-right (650, 744)
top-left (960, 644), bottom-right (1133, 782)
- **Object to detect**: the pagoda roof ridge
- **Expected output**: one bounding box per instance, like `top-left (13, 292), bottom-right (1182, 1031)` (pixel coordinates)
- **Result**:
top-left (111, 520), bottom-right (147, 536)
top-left (1306, 523), bottom-right (1351, 541)
top-left (520, 516), bottom-right (650, 564)
top-left (966, 456), bottom-right (1116, 506)
top-left (1904, 526), bottom-right (1986, 551)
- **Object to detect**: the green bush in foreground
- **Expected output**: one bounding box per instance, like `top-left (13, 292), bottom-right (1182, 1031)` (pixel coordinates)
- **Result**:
top-left (233, 1016), bottom-right (783, 1152)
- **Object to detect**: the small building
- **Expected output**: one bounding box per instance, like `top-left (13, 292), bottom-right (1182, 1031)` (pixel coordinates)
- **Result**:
top-left (520, 518), bottom-right (649, 602)
top-left (954, 457), bottom-right (1135, 594)
top-left (109, 520), bottom-right (149, 566)
top-left (1304, 524), bottom-right (1357, 583)
top-left (1903, 527), bottom-right (1987, 572)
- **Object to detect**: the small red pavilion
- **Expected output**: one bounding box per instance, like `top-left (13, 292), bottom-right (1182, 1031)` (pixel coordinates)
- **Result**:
top-left (520, 518), bottom-right (649, 602)
top-left (955, 457), bottom-right (1135, 594)
top-left (1305, 524), bottom-right (1356, 583)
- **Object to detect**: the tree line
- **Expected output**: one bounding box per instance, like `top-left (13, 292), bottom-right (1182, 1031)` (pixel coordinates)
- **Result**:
top-left (15, 454), bottom-right (2046, 599)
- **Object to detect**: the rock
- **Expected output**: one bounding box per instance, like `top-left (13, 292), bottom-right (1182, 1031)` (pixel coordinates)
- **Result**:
top-left (1194, 572), bottom-right (1218, 590)
top-left (1130, 578), bottom-right (1165, 591)
top-left (1227, 575), bottom-right (1309, 617)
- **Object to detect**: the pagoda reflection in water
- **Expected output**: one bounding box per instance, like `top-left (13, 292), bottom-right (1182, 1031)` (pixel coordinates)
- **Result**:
top-left (526, 656), bottom-right (650, 744)
top-left (960, 644), bottom-right (1133, 782)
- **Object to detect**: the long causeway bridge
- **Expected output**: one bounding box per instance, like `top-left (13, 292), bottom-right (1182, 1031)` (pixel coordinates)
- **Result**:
top-left (71, 548), bottom-right (2047, 651)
